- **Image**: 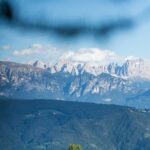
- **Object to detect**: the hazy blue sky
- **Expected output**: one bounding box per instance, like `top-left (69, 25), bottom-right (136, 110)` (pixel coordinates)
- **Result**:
top-left (0, 0), bottom-right (150, 63)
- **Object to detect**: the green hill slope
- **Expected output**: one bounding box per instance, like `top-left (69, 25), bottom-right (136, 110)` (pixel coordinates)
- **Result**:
top-left (0, 99), bottom-right (150, 150)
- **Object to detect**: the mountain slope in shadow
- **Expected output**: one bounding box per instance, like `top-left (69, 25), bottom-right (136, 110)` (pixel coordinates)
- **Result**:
top-left (0, 99), bottom-right (150, 150)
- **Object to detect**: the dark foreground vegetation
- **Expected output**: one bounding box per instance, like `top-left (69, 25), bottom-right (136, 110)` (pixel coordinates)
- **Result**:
top-left (0, 99), bottom-right (150, 150)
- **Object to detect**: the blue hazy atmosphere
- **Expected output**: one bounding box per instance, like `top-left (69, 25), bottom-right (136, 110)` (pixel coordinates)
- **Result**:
top-left (0, 0), bottom-right (150, 63)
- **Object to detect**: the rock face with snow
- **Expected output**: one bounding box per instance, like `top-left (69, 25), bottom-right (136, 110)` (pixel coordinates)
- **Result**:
top-left (33, 58), bottom-right (150, 79)
top-left (0, 59), bottom-right (150, 108)
top-left (33, 60), bottom-right (46, 69)
top-left (121, 59), bottom-right (150, 79)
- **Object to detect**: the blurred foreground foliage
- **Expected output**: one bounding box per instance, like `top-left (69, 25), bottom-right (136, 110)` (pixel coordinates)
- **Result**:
top-left (68, 144), bottom-right (83, 150)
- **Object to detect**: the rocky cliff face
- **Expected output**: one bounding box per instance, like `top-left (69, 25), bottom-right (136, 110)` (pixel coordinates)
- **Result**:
top-left (0, 60), bottom-right (150, 108)
top-left (48, 58), bottom-right (150, 79)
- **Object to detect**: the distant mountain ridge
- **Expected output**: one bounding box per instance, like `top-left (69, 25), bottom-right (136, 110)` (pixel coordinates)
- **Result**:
top-left (0, 59), bottom-right (150, 108)
top-left (33, 58), bottom-right (150, 79)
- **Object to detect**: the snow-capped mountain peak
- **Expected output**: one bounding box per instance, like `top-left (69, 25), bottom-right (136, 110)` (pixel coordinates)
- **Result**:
top-left (1, 60), bottom-right (150, 108)
top-left (122, 58), bottom-right (150, 79)
top-left (32, 56), bottom-right (150, 79)
top-left (33, 60), bottom-right (46, 69)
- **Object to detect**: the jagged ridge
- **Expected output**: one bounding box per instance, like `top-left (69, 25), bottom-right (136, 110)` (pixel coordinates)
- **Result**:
top-left (0, 60), bottom-right (150, 108)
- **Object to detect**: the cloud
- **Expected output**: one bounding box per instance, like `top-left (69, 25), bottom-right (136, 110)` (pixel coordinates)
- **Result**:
top-left (0, 45), bottom-right (11, 50)
top-left (125, 56), bottom-right (138, 60)
top-left (2, 57), bottom-right (11, 61)
top-left (12, 44), bottom-right (59, 57)
top-left (12, 48), bottom-right (42, 56)
top-left (60, 48), bottom-right (124, 65)
top-left (31, 44), bottom-right (43, 50)
top-left (12, 45), bottom-right (125, 65)
top-left (11, 44), bottom-right (64, 64)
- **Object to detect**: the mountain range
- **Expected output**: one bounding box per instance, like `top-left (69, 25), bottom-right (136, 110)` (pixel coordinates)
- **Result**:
top-left (0, 57), bottom-right (150, 108)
